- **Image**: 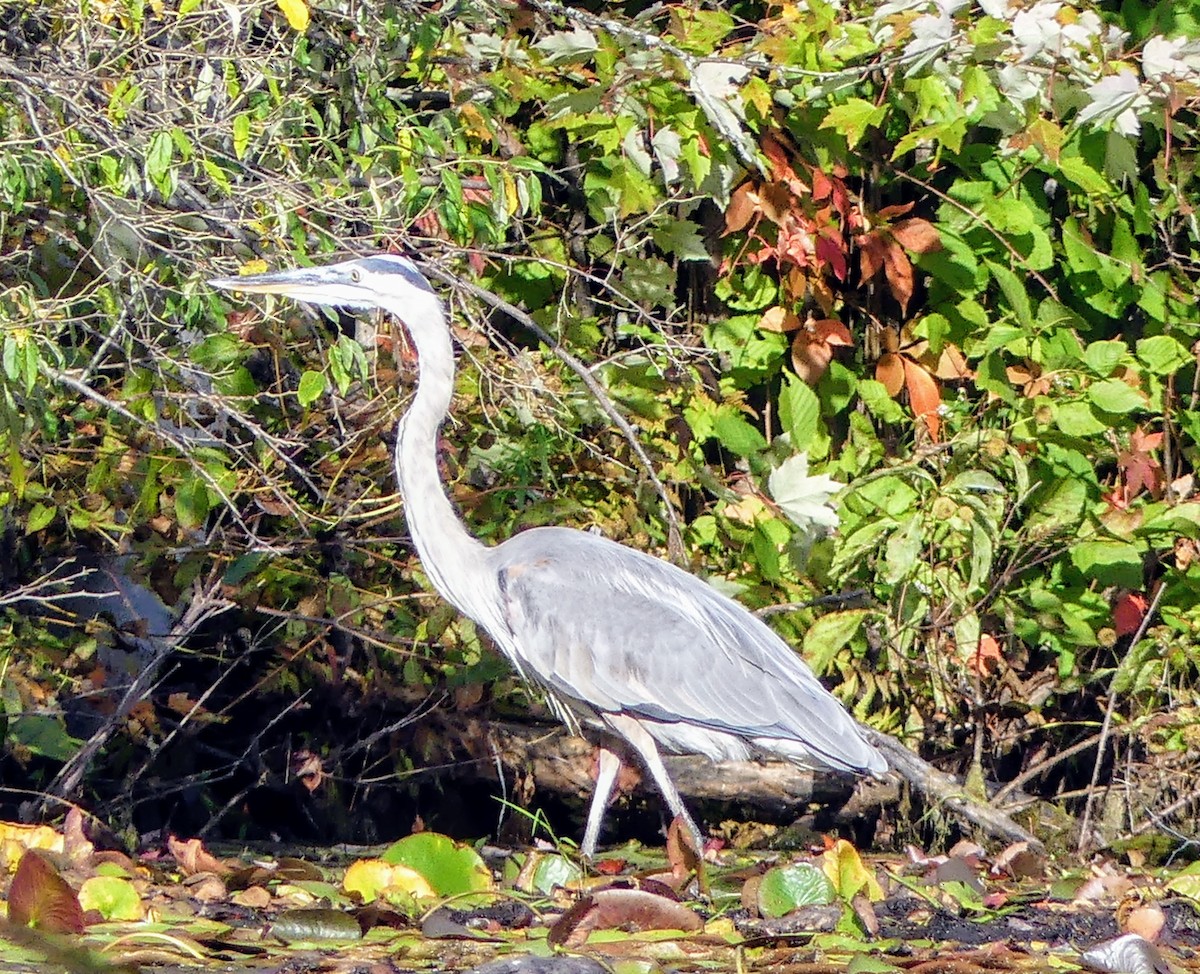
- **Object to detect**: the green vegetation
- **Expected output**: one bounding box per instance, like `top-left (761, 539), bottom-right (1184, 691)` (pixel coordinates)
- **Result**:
top-left (0, 0), bottom-right (1197, 849)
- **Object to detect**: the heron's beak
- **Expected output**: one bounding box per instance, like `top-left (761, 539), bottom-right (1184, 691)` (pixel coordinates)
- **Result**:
top-left (209, 264), bottom-right (369, 309)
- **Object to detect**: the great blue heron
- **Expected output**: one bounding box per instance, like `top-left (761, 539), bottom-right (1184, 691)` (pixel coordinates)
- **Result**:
top-left (210, 254), bottom-right (887, 856)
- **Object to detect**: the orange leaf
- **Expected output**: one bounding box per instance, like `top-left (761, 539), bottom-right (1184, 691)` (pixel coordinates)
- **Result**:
top-left (811, 318), bottom-right (854, 347)
top-left (758, 306), bottom-right (802, 333)
top-left (812, 167), bottom-right (832, 202)
top-left (877, 352), bottom-right (905, 396)
top-left (724, 182), bottom-right (760, 235)
top-left (877, 201), bottom-right (916, 219)
top-left (969, 634), bottom-right (1004, 677)
top-left (8, 850), bottom-right (85, 934)
top-left (882, 242), bottom-right (915, 314)
top-left (792, 332), bottom-right (835, 385)
top-left (903, 358), bottom-right (941, 440)
top-left (891, 217), bottom-right (942, 254)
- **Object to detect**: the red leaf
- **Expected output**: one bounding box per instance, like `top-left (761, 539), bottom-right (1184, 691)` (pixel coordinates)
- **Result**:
top-left (891, 217), bottom-right (942, 254)
top-left (903, 358), bottom-right (941, 440)
top-left (815, 228), bottom-right (847, 281)
top-left (1113, 592), bottom-right (1148, 637)
top-left (8, 850), bottom-right (85, 934)
top-left (857, 232), bottom-right (887, 283)
top-left (882, 241), bottom-right (915, 314)
top-left (877, 201), bottom-right (916, 219)
top-left (811, 318), bottom-right (854, 347)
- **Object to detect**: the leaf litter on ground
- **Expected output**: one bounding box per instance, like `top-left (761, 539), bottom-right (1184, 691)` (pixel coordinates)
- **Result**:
top-left (2, 819), bottom-right (1200, 972)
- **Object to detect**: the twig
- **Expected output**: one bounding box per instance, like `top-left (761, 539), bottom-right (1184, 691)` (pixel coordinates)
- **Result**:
top-left (39, 574), bottom-right (234, 810)
top-left (990, 732), bottom-right (1104, 807)
top-left (1077, 580), bottom-right (1167, 853)
top-left (862, 727), bottom-right (1045, 852)
top-left (426, 265), bottom-right (685, 561)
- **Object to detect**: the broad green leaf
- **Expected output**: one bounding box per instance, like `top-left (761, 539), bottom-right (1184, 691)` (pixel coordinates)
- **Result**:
top-left (712, 409), bottom-right (767, 457)
top-left (381, 832), bottom-right (492, 897)
top-left (758, 863), bottom-right (837, 917)
top-left (1136, 335), bottom-right (1190, 374)
top-left (1088, 378), bottom-right (1144, 414)
top-left (298, 370), bottom-right (326, 407)
top-left (25, 503), bottom-right (55, 533)
top-left (232, 113), bottom-right (250, 161)
top-left (78, 877), bottom-right (142, 921)
top-left (778, 375), bottom-right (821, 453)
top-left (1070, 540), bottom-right (1145, 588)
top-left (1082, 341), bottom-right (1127, 376)
top-left (270, 909), bottom-right (362, 943)
top-left (1054, 401), bottom-right (1107, 436)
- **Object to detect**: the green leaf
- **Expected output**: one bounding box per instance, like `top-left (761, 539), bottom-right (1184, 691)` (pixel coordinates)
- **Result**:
top-left (381, 833), bottom-right (491, 898)
top-left (232, 113), bottom-right (251, 161)
top-left (25, 503), bottom-right (56, 533)
top-left (984, 260), bottom-right (1032, 327)
top-left (11, 715), bottom-right (81, 761)
top-left (1136, 335), bottom-right (1191, 375)
top-left (145, 131), bottom-right (173, 185)
top-left (78, 877), bottom-right (142, 921)
top-left (819, 98), bottom-right (886, 147)
top-left (804, 609), bottom-right (870, 674)
top-left (1070, 540), bottom-right (1145, 588)
top-left (1054, 401), bottom-right (1107, 436)
top-left (650, 218), bottom-right (709, 260)
top-left (758, 863), bottom-right (837, 918)
top-left (270, 909), bottom-right (363, 943)
top-left (298, 370), bottom-right (326, 407)
top-left (175, 476), bottom-right (209, 530)
top-left (1082, 340), bottom-right (1126, 376)
top-left (778, 375), bottom-right (821, 453)
top-left (712, 408), bottom-right (767, 457)
top-left (1058, 155), bottom-right (1111, 195)
top-left (1088, 379), bottom-right (1144, 414)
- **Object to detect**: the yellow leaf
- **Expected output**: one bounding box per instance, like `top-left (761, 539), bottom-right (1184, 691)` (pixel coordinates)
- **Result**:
top-left (821, 838), bottom-right (884, 901)
top-left (277, 0), bottom-right (309, 32)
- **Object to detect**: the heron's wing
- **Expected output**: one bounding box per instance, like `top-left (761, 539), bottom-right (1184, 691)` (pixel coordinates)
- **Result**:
top-left (489, 527), bottom-right (879, 772)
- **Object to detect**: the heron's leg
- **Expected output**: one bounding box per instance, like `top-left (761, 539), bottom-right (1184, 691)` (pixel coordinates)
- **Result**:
top-left (605, 713), bottom-right (704, 852)
top-left (581, 745), bottom-right (622, 858)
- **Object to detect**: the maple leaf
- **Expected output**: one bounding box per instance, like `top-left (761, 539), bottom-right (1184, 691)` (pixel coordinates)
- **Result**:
top-left (1118, 427), bottom-right (1164, 500)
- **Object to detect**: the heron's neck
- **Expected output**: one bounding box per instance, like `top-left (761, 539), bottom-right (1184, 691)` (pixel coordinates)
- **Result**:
top-left (386, 293), bottom-right (489, 617)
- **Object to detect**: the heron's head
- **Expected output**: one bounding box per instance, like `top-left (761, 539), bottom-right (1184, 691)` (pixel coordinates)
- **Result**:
top-left (209, 254), bottom-right (436, 314)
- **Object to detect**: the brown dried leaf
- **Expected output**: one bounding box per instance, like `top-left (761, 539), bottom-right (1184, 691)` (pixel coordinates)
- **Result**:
top-left (168, 835), bottom-right (232, 877)
top-left (724, 182), bottom-right (760, 235)
top-left (891, 217), bottom-right (942, 254)
top-left (792, 332), bottom-right (835, 385)
top-left (857, 232), bottom-right (887, 282)
top-left (882, 242), bottom-right (915, 315)
top-left (758, 306), bottom-right (802, 333)
top-left (877, 201), bottom-right (916, 220)
top-left (8, 850), bottom-right (85, 934)
top-left (549, 887), bottom-right (704, 948)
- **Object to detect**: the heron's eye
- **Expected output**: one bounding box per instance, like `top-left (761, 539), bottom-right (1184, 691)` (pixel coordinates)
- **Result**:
top-left (350, 268), bottom-right (362, 283)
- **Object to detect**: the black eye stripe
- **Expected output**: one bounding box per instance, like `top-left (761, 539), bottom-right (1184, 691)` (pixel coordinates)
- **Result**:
top-left (356, 256), bottom-right (435, 294)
